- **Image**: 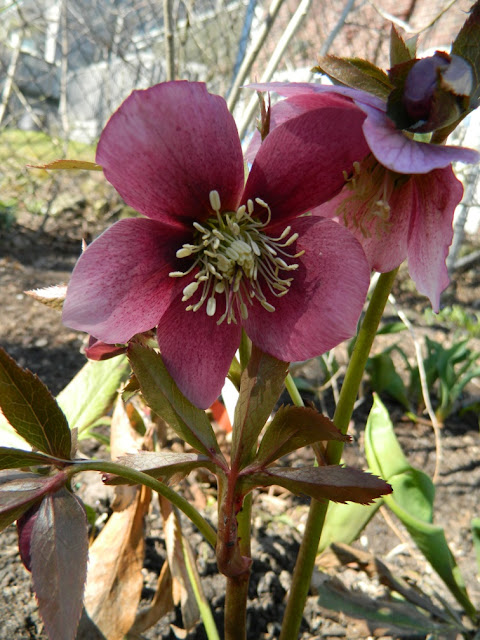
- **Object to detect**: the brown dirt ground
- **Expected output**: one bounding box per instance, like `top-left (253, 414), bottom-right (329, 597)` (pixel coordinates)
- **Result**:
top-left (0, 206), bottom-right (479, 639)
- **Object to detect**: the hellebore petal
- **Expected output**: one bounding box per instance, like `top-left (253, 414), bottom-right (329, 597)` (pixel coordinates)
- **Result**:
top-left (243, 216), bottom-right (370, 360)
top-left (244, 96), bottom-right (370, 222)
top-left (96, 82), bottom-right (244, 226)
top-left (406, 167), bottom-right (462, 311)
top-left (156, 294), bottom-right (242, 409)
top-left (63, 218), bottom-right (188, 343)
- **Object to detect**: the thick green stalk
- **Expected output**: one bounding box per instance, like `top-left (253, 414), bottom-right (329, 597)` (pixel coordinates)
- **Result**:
top-left (279, 268), bottom-right (398, 640)
top-left (67, 459), bottom-right (217, 547)
top-left (224, 494), bottom-right (252, 640)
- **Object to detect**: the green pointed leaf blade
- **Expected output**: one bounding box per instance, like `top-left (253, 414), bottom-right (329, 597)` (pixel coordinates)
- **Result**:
top-left (256, 405), bottom-right (349, 467)
top-left (364, 394), bottom-right (410, 479)
top-left (0, 348), bottom-right (71, 458)
top-left (390, 24), bottom-right (414, 66)
top-left (231, 345), bottom-right (288, 468)
top-left (314, 55), bottom-right (393, 100)
top-left (366, 353), bottom-right (410, 409)
top-left (0, 447), bottom-right (59, 470)
top-left (31, 488), bottom-right (88, 640)
top-left (319, 499), bottom-right (382, 553)
top-left (452, 1), bottom-right (480, 102)
top-left (365, 395), bottom-right (475, 616)
top-left (128, 344), bottom-right (221, 458)
top-left (56, 355), bottom-right (130, 437)
top-left (104, 451), bottom-right (214, 485)
top-left (471, 517), bottom-right (480, 576)
top-left (243, 465), bottom-right (392, 505)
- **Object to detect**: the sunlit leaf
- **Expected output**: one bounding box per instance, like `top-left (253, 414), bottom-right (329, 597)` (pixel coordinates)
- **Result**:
top-left (0, 446), bottom-right (60, 470)
top-left (365, 395), bottom-right (476, 617)
top-left (319, 499), bottom-right (382, 553)
top-left (31, 488), bottom-right (88, 640)
top-left (0, 409), bottom-right (31, 450)
top-left (313, 55), bottom-right (392, 99)
top-left (452, 0), bottom-right (480, 102)
top-left (57, 356), bottom-right (130, 437)
top-left (390, 24), bottom-right (414, 66)
top-left (256, 405), bottom-right (349, 467)
top-left (0, 348), bottom-right (71, 458)
top-left (28, 159), bottom-right (102, 171)
top-left (242, 465), bottom-right (392, 504)
top-left (25, 284), bottom-right (67, 311)
top-left (128, 344), bottom-right (223, 460)
top-left (104, 451), bottom-right (213, 485)
top-left (231, 345), bottom-right (288, 468)
top-left (84, 486), bottom-right (151, 640)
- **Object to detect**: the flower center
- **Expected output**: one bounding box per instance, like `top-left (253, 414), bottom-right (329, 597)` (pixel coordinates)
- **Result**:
top-left (337, 154), bottom-right (402, 238)
top-left (169, 190), bottom-right (304, 325)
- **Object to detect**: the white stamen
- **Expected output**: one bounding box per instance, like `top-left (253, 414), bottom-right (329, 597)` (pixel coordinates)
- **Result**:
top-left (209, 190), bottom-right (221, 212)
top-left (206, 297), bottom-right (217, 316)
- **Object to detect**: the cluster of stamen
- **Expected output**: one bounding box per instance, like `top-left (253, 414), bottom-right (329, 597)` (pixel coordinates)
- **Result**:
top-left (338, 155), bottom-right (397, 238)
top-left (169, 190), bottom-right (304, 325)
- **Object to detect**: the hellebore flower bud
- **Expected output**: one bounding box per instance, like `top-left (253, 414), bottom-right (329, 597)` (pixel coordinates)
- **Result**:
top-left (387, 51), bottom-right (473, 133)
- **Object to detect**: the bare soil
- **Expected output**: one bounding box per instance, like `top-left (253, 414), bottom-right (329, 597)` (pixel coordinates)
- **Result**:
top-left (0, 208), bottom-right (479, 639)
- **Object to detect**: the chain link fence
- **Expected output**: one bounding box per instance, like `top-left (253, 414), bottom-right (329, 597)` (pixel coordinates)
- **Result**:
top-left (0, 0), bottom-right (478, 247)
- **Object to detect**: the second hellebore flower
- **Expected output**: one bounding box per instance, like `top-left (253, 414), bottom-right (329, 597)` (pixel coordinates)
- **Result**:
top-left (248, 81), bottom-right (480, 312)
top-left (63, 81), bottom-right (371, 408)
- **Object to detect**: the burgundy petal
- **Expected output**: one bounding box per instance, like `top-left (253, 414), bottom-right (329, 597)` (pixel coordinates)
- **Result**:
top-left (157, 294), bottom-right (242, 409)
top-left (407, 167), bottom-right (462, 311)
top-left (243, 216), bottom-right (370, 360)
top-left (63, 218), bottom-right (188, 343)
top-left (96, 82), bottom-right (244, 226)
top-left (243, 97), bottom-right (370, 223)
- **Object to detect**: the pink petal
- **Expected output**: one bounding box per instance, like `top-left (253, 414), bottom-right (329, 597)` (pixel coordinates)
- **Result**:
top-left (96, 82), bottom-right (244, 226)
top-left (313, 182), bottom-right (411, 273)
top-left (243, 98), bottom-right (370, 223)
top-left (360, 103), bottom-right (480, 173)
top-left (63, 218), bottom-right (188, 343)
top-left (407, 167), bottom-right (463, 311)
top-left (157, 295), bottom-right (242, 409)
top-left (243, 216), bottom-right (370, 360)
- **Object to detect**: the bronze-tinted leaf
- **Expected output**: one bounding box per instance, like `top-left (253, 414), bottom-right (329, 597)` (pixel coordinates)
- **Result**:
top-left (452, 0), bottom-right (480, 102)
top-left (104, 451), bottom-right (213, 485)
top-left (30, 488), bottom-right (88, 640)
top-left (256, 405), bottom-right (350, 466)
top-left (314, 55), bottom-right (392, 100)
top-left (231, 345), bottom-right (288, 468)
top-left (389, 24), bottom-right (414, 66)
top-left (0, 348), bottom-right (71, 458)
top-left (0, 446), bottom-right (60, 470)
top-left (128, 344), bottom-right (223, 461)
top-left (243, 465), bottom-right (392, 505)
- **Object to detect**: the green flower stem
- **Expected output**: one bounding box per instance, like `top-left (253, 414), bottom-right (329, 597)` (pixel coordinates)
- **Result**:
top-left (279, 268), bottom-right (398, 640)
top-left (224, 493), bottom-right (252, 640)
top-left (67, 459), bottom-right (217, 548)
top-left (285, 372), bottom-right (305, 407)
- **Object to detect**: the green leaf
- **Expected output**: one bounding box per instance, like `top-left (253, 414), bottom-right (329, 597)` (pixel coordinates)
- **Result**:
top-left (0, 348), bottom-right (71, 458)
top-left (471, 517), bottom-right (480, 576)
top-left (452, 0), bottom-right (480, 102)
top-left (365, 395), bottom-right (476, 617)
top-left (376, 321), bottom-right (406, 335)
top-left (366, 352), bottom-right (410, 409)
top-left (313, 55), bottom-right (393, 100)
top-left (231, 345), bottom-right (288, 468)
top-left (0, 446), bottom-right (60, 470)
top-left (28, 159), bottom-right (102, 171)
top-left (31, 488), bottom-right (88, 640)
top-left (241, 465), bottom-right (392, 505)
top-left (104, 451), bottom-right (214, 485)
top-left (314, 579), bottom-right (455, 635)
top-left (390, 24), bottom-right (415, 66)
top-left (128, 344), bottom-right (223, 460)
top-left (319, 499), bottom-right (382, 553)
top-left (57, 355), bottom-right (130, 437)
top-left (0, 410), bottom-right (30, 450)
top-left (256, 405), bottom-right (349, 467)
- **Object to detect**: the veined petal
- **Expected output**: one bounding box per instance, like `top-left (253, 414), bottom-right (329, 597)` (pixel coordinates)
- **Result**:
top-left (63, 218), bottom-right (188, 343)
top-left (157, 294), bottom-right (242, 409)
top-left (407, 167), bottom-right (462, 311)
top-left (96, 82), bottom-right (244, 226)
top-left (244, 99), bottom-right (370, 223)
top-left (360, 102), bottom-right (480, 173)
top-left (243, 216), bottom-right (370, 360)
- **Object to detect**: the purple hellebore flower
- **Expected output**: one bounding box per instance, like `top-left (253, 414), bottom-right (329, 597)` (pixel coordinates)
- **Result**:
top-left (248, 82), bottom-right (480, 312)
top-left (62, 81), bottom-right (372, 408)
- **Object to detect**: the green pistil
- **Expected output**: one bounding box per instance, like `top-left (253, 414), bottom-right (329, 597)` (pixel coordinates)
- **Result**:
top-left (169, 190), bottom-right (303, 325)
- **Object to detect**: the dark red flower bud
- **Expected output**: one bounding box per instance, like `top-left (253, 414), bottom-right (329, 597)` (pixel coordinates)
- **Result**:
top-left (16, 502), bottom-right (41, 572)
